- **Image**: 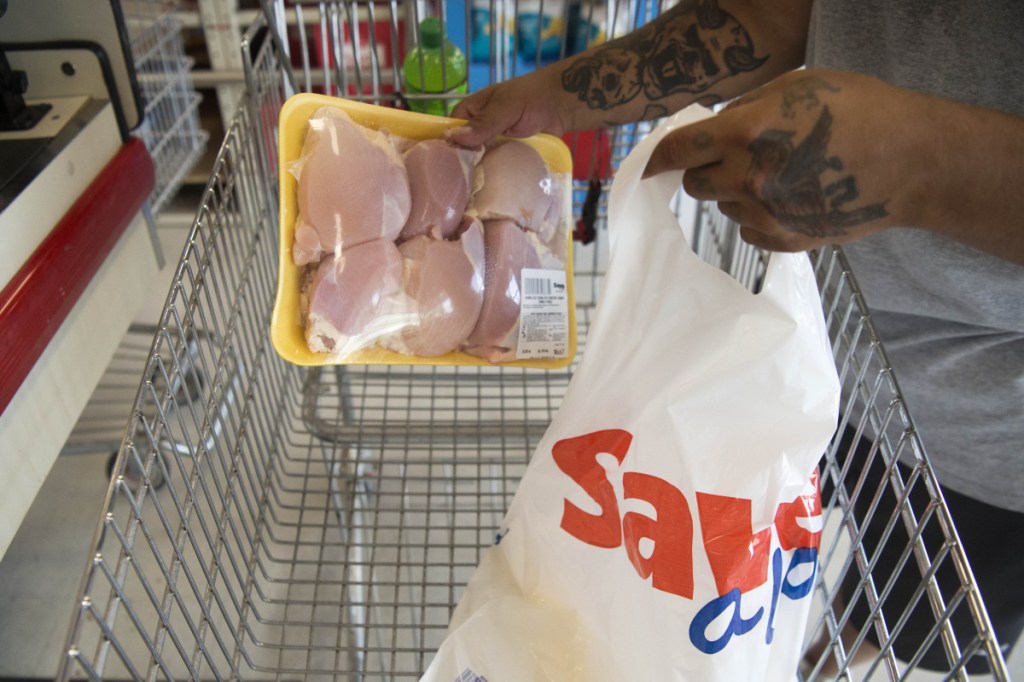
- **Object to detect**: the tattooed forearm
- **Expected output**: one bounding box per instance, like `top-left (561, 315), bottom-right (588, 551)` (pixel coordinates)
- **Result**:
top-left (693, 94), bottom-right (725, 109)
top-left (641, 104), bottom-right (671, 121)
top-left (560, 0), bottom-right (767, 111)
top-left (747, 106), bottom-right (889, 236)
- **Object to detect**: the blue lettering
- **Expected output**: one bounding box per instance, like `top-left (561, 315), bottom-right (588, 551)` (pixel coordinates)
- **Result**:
top-left (781, 547), bottom-right (817, 600)
top-left (691, 547), bottom-right (820, 653)
top-left (688, 588), bottom-right (764, 654)
top-left (765, 548), bottom-right (783, 644)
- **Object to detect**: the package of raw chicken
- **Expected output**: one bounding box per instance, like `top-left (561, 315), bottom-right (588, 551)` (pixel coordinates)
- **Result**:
top-left (271, 93), bottom-right (577, 368)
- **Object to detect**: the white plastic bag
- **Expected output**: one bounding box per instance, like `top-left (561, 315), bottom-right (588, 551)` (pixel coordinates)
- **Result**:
top-left (421, 106), bottom-right (841, 682)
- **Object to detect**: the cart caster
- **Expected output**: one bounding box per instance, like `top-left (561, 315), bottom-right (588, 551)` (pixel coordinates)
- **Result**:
top-left (107, 451), bottom-right (168, 491)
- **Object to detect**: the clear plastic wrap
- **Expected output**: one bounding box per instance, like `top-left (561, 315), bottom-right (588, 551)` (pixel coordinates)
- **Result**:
top-left (292, 107), bottom-right (410, 265)
top-left (383, 217), bottom-right (486, 357)
top-left (464, 219), bottom-right (543, 362)
top-left (274, 97), bottom-right (575, 367)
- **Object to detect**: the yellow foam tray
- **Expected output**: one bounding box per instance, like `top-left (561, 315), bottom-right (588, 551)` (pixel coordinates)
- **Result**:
top-left (271, 92), bottom-right (577, 369)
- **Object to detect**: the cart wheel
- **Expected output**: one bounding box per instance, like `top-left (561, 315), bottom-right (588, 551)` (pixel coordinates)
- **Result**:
top-left (107, 451), bottom-right (168, 491)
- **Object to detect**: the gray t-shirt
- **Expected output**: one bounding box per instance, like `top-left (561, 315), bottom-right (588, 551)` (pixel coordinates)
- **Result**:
top-left (806, 0), bottom-right (1024, 512)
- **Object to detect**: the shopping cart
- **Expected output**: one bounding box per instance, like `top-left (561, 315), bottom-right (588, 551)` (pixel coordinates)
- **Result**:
top-left (57, 1), bottom-right (1010, 679)
top-left (123, 0), bottom-right (209, 216)
top-left (61, 0), bottom-right (208, 465)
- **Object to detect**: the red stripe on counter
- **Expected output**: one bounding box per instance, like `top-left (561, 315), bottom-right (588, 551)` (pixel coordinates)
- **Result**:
top-left (0, 137), bottom-right (155, 415)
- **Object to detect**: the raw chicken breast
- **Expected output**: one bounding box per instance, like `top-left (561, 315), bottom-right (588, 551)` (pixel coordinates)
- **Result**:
top-left (384, 218), bottom-right (486, 357)
top-left (305, 239), bottom-right (404, 354)
top-left (293, 222), bottom-right (326, 266)
top-left (293, 107), bottom-right (411, 265)
top-left (464, 220), bottom-right (542, 363)
top-left (471, 140), bottom-right (560, 243)
top-left (399, 139), bottom-right (480, 241)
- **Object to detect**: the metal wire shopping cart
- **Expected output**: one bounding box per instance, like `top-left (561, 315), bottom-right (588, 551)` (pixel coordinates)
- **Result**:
top-left (123, 0), bottom-right (209, 216)
top-left (61, 1), bottom-right (208, 464)
top-left (58, 1), bottom-right (1010, 679)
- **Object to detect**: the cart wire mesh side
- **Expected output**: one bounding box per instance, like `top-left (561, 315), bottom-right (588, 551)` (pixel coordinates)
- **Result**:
top-left (123, 0), bottom-right (209, 216)
top-left (61, 1), bottom-right (212, 475)
top-left (59, 2), bottom-right (1009, 680)
top-left (693, 205), bottom-right (1010, 680)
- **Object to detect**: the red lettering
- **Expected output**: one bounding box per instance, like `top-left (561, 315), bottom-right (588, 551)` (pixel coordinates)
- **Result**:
top-left (622, 472), bottom-right (695, 599)
top-left (774, 470), bottom-right (822, 551)
top-left (696, 493), bottom-right (771, 596)
top-left (552, 429), bottom-right (633, 548)
top-left (552, 429), bottom-right (822, 613)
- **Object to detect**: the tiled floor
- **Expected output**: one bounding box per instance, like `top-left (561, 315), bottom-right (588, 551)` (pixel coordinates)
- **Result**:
top-left (0, 452), bottom-right (112, 678)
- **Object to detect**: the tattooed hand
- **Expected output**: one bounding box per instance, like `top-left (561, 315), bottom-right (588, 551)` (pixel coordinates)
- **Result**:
top-left (645, 69), bottom-right (934, 252)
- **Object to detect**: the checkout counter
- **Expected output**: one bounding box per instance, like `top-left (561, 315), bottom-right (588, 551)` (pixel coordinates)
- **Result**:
top-left (0, 1), bottom-right (162, 558)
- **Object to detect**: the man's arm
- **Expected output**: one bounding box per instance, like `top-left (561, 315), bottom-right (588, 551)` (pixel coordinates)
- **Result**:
top-left (644, 69), bottom-right (1024, 265)
top-left (451, 0), bottom-right (813, 146)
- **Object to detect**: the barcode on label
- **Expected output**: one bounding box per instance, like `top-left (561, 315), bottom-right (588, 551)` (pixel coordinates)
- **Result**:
top-left (523, 276), bottom-right (552, 296)
top-left (517, 268), bottom-right (569, 360)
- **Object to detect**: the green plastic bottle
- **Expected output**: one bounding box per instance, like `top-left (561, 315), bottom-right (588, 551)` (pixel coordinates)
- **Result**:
top-left (404, 17), bottom-right (468, 116)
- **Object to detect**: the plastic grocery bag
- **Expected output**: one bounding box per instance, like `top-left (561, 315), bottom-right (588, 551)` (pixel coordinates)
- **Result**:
top-left (420, 106), bottom-right (841, 682)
